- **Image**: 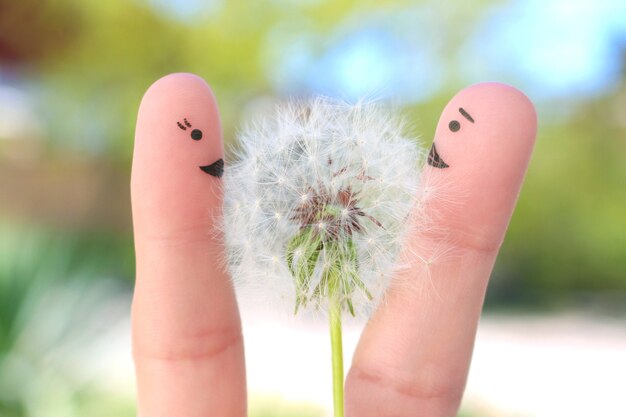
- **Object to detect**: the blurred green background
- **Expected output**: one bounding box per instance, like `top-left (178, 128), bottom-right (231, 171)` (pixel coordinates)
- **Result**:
top-left (0, 0), bottom-right (624, 416)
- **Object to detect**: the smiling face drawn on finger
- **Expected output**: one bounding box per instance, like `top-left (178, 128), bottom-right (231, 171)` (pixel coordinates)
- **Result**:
top-left (428, 107), bottom-right (475, 169)
top-left (132, 73), bottom-right (227, 235)
top-left (176, 117), bottom-right (224, 178)
top-left (426, 82), bottom-right (537, 175)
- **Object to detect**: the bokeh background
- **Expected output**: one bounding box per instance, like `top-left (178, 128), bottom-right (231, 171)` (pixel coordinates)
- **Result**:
top-left (1, 0), bottom-right (625, 416)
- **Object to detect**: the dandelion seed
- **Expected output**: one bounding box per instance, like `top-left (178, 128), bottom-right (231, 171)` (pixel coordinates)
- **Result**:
top-left (223, 97), bottom-right (423, 317)
top-left (222, 96), bottom-right (424, 417)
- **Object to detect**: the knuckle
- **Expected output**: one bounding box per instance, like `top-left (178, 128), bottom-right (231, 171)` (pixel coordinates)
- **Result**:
top-left (346, 364), bottom-right (463, 417)
top-left (133, 325), bottom-right (243, 363)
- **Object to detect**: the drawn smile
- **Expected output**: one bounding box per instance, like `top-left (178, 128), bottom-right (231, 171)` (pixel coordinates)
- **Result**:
top-left (427, 143), bottom-right (449, 169)
top-left (200, 158), bottom-right (224, 178)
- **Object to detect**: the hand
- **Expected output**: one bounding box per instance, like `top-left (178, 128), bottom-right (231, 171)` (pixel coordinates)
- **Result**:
top-left (130, 73), bottom-right (536, 417)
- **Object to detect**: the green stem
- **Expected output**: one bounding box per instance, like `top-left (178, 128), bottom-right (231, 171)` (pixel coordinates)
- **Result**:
top-left (329, 295), bottom-right (344, 417)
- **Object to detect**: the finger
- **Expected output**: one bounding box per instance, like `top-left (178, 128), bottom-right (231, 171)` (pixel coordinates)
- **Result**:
top-left (345, 83), bottom-right (537, 417)
top-left (131, 73), bottom-right (246, 417)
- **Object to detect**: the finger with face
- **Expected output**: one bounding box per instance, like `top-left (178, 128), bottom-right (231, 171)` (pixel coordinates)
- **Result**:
top-left (345, 83), bottom-right (537, 417)
top-left (131, 73), bottom-right (246, 417)
top-left (422, 82), bottom-right (537, 250)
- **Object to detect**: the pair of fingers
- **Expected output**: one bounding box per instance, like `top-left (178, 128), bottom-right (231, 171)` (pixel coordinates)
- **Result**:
top-left (130, 73), bottom-right (536, 417)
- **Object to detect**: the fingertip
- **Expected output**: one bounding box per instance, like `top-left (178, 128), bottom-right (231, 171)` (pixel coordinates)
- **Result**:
top-left (453, 81), bottom-right (537, 145)
top-left (421, 82), bottom-right (539, 251)
top-left (131, 72), bottom-right (224, 239)
top-left (136, 72), bottom-right (221, 146)
top-left (430, 81), bottom-right (538, 179)
top-left (140, 72), bottom-right (217, 107)
top-left (485, 82), bottom-right (537, 135)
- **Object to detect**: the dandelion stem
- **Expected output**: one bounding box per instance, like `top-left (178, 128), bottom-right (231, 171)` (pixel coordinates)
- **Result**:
top-left (329, 293), bottom-right (344, 417)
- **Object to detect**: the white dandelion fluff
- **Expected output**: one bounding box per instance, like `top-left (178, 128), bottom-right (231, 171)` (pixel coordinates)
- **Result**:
top-left (223, 97), bottom-right (423, 318)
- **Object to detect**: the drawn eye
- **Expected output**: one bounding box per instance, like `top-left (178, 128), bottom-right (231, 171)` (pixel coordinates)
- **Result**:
top-left (191, 129), bottom-right (203, 140)
top-left (449, 120), bottom-right (460, 132)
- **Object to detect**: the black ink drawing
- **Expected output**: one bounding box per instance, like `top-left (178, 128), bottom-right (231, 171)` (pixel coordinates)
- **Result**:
top-left (427, 143), bottom-right (449, 169)
top-left (200, 158), bottom-right (224, 178)
top-left (177, 118), bottom-right (203, 140)
top-left (176, 118), bottom-right (220, 177)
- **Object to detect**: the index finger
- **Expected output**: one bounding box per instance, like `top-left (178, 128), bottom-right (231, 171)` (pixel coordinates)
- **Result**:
top-left (131, 73), bottom-right (246, 417)
top-left (346, 83), bottom-right (537, 417)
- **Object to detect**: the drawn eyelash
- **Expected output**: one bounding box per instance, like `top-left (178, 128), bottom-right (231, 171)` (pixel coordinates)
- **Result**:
top-left (184, 118), bottom-right (192, 128)
top-left (177, 121), bottom-right (187, 130)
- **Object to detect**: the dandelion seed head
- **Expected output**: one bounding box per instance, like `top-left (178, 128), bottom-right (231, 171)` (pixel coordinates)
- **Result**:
top-left (223, 97), bottom-right (424, 317)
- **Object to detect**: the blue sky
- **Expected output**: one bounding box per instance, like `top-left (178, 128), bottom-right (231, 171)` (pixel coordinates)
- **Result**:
top-left (467, 0), bottom-right (626, 100)
top-left (266, 0), bottom-right (626, 103)
top-left (148, 0), bottom-right (625, 103)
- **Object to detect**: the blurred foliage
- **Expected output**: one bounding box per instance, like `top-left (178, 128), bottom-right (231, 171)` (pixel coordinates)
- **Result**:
top-left (0, 0), bottom-right (622, 307)
top-left (0, 0), bottom-right (81, 65)
top-left (1, 0), bottom-right (497, 156)
top-left (0, 222), bottom-right (133, 416)
top-left (489, 91), bottom-right (626, 311)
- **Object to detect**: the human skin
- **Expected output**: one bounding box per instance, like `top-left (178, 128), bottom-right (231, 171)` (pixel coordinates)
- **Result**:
top-left (131, 73), bottom-right (245, 417)
top-left (345, 82), bottom-right (537, 417)
top-left (130, 74), bottom-right (536, 417)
